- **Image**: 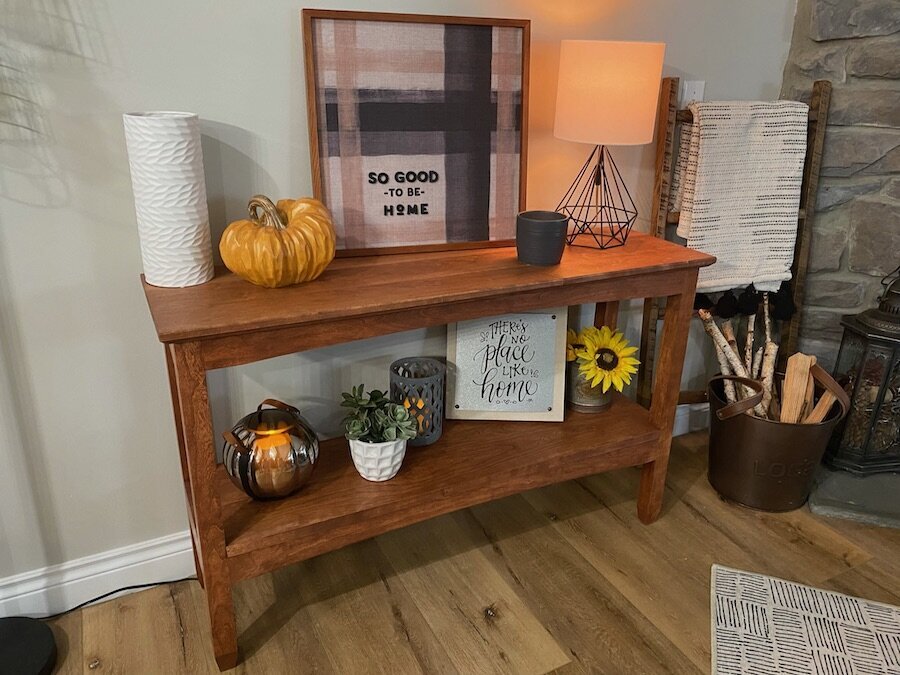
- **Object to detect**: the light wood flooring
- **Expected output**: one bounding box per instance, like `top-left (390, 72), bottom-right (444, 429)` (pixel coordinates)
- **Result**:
top-left (49, 432), bottom-right (900, 674)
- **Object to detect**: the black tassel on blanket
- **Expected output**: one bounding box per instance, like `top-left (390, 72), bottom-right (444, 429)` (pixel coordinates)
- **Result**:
top-left (736, 285), bottom-right (760, 315)
top-left (715, 290), bottom-right (738, 318)
top-left (772, 281), bottom-right (796, 321)
top-left (694, 293), bottom-right (714, 311)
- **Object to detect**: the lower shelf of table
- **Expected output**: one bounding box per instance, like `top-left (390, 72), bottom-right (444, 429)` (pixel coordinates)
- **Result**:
top-left (215, 393), bottom-right (661, 581)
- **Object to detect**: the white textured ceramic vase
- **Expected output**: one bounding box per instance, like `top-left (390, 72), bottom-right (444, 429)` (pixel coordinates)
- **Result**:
top-left (348, 438), bottom-right (407, 482)
top-left (123, 111), bottom-right (214, 288)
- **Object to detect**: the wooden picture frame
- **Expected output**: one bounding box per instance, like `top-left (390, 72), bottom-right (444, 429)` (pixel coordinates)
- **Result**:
top-left (302, 9), bottom-right (530, 256)
top-left (446, 307), bottom-right (567, 422)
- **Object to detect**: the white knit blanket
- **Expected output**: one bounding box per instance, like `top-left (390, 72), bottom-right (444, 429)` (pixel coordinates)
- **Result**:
top-left (675, 101), bottom-right (809, 292)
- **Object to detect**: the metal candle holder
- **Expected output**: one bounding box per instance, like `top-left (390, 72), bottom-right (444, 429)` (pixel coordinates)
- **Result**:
top-left (389, 357), bottom-right (446, 447)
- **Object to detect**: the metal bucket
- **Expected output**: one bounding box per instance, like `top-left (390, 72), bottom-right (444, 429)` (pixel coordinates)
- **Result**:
top-left (707, 371), bottom-right (849, 512)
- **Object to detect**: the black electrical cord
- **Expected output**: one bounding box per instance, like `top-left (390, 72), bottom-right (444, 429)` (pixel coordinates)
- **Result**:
top-left (18, 576), bottom-right (198, 622)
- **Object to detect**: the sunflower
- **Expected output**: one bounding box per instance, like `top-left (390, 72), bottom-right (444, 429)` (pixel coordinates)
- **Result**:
top-left (574, 326), bottom-right (640, 393)
top-left (566, 328), bottom-right (579, 362)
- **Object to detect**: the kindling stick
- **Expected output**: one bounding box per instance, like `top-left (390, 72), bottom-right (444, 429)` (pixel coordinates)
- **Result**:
top-left (805, 390), bottom-right (837, 424)
top-left (780, 353), bottom-right (816, 423)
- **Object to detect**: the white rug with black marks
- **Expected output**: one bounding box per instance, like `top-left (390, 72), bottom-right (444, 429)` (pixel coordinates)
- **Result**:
top-left (712, 565), bottom-right (900, 674)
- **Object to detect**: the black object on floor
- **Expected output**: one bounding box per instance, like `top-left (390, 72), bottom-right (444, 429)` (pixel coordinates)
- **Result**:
top-left (0, 617), bottom-right (57, 675)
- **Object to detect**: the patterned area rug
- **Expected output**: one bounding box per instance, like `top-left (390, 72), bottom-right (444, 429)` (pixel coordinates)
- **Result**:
top-left (712, 565), bottom-right (900, 674)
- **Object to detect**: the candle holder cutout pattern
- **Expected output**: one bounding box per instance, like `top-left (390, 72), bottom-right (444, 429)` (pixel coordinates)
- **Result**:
top-left (389, 357), bottom-right (446, 447)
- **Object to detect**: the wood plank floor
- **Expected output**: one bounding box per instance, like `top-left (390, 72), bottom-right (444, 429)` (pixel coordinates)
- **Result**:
top-left (49, 432), bottom-right (900, 674)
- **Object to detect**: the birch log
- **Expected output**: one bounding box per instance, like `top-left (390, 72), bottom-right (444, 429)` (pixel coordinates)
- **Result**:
top-left (699, 311), bottom-right (746, 375)
top-left (760, 340), bottom-right (779, 415)
top-left (722, 320), bottom-right (742, 363)
top-left (723, 319), bottom-right (758, 403)
top-left (713, 346), bottom-right (737, 404)
top-left (752, 346), bottom-right (764, 379)
top-left (744, 314), bottom-right (756, 373)
top-left (699, 310), bottom-right (768, 416)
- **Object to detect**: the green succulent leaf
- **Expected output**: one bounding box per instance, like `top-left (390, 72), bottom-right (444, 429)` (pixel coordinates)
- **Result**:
top-left (342, 415), bottom-right (371, 441)
top-left (341, 384), bottom-right (420, 443)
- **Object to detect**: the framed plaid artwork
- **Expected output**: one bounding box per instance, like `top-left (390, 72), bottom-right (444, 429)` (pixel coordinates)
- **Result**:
top-left (302, 10), bottom-right (530, 255)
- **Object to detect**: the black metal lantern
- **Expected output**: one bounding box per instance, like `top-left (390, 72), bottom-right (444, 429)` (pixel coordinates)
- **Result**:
top-left (825, 267), bottom-right (900, 475)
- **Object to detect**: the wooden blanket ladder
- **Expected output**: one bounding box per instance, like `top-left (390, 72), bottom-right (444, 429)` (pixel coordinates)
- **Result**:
top-left (636, 77), bottom-right (832, 408)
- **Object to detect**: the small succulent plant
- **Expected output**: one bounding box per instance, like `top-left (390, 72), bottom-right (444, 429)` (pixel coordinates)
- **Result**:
top-left (341, 384), bottom-right (418, 443)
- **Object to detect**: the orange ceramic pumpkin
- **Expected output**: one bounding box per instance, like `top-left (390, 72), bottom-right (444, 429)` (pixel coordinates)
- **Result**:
top-left (219, 195), bottom-right (336, 288)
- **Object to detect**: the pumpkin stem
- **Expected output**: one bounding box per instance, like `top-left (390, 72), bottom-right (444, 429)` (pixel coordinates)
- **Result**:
top-left (247, 195), bottom-right (287, 230)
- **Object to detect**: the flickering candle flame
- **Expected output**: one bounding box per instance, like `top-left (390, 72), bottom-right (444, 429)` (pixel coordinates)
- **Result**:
top-left (403, 397), bottom-right (427, 433)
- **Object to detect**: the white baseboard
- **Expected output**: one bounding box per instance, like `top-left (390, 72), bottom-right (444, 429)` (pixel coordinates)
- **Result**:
top-left (0, 530), bottom-right (194, 618)
top-left (672, 402), bottom-right (709, 437)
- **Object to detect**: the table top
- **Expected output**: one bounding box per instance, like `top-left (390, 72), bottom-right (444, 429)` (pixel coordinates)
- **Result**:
top-left (142, 233), bottom-right (714, 343)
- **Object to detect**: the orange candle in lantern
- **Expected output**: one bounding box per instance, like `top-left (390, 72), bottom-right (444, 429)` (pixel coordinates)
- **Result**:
top-left (403, 397), bottom-right (427, 432)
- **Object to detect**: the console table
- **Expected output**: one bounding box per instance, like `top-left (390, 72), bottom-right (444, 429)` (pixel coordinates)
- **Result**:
top-left (141, 233), bottom-right (714, 669)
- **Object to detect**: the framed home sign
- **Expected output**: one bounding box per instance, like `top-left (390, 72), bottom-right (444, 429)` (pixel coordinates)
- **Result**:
top-left (302, 9), bottom-right (530, 255)
top-left (447, 308), bottom-right (567, 422)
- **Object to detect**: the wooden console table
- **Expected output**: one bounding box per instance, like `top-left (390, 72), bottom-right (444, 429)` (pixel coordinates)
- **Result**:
top-left (141, 233), bottom-right (713, 669)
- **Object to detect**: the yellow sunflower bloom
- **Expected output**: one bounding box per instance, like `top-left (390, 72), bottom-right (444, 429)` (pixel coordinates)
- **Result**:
top-left (575, 325), bottom-right (640, 393)
top-left (565, 328), bottom-right (579, 362)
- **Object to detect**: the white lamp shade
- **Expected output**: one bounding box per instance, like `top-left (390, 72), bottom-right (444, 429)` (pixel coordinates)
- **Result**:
top-left (554, 40), bottom-right (666, 146)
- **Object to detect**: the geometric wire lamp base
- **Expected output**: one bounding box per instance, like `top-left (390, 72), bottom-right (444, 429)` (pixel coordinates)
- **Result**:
top-left (556, 144), bottom-right (637, 249)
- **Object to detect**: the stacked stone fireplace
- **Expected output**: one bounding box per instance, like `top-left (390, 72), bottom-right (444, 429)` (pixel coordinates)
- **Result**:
top-left (781, 0), bottom-right (900, 370)
top-left (781, 0), bottom-right (899, 526)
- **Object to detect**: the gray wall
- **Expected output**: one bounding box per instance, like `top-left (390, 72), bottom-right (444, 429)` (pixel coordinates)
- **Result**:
top-left (0, 0), bottom-right (795, 580)
top-left (781, 0), bottom-right (900, 370)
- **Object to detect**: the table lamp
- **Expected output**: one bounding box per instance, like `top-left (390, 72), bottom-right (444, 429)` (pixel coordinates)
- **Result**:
top-left (555, 40), bottom-right (665, 248)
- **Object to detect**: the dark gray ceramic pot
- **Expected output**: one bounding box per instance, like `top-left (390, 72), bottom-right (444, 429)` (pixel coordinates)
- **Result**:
top-left (516, 211), bottom-right (568, 266)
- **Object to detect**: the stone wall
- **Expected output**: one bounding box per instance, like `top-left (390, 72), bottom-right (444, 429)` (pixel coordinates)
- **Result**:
top-left (781, 0), bottom-right (900, 370)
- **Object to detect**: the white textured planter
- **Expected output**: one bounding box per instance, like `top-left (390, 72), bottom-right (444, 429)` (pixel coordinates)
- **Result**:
top-left (347, 438), bottom-right (408, 482)
top-left (123, 111), bottom-right (214, 288)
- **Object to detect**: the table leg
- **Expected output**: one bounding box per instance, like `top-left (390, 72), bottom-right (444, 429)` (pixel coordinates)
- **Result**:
top-left (165, 345), bottom-right (204, 588)
top-left (594, 301), bottom-right (619, 329)
top-left (638, 269), bottom-right (698, 523)
top-left (171, 342), bottom-right (239, 670)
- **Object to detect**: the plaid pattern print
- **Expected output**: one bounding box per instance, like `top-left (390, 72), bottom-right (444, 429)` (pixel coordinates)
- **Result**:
top-left (310, 17), bottom-right (524, 249)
